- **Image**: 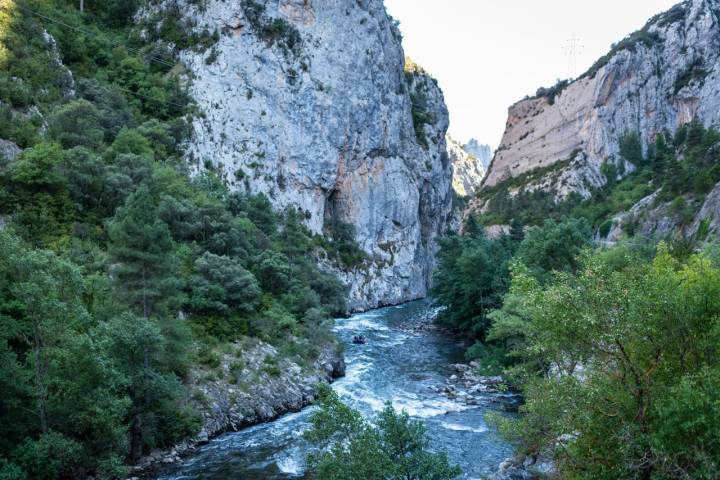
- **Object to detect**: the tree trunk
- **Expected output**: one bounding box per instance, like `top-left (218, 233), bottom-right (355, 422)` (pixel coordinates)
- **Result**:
top-left (32, 321), bottom-right (49, 434)
top-left (129, 414), bottom-right (143, 462)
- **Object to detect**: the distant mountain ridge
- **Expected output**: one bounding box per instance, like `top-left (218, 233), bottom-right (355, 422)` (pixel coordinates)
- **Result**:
top-left (471, 0), bottom-right (720, 243)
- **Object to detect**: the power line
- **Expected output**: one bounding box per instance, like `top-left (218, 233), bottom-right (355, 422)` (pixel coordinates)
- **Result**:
top-left (562, 36), bottom-right (584, 78)
top-left (14, 1), bottom-right (178, 70)
top-left (112, 84), bottom-right (190, 110)
top-left (10, 1), bottom-right (191, 110)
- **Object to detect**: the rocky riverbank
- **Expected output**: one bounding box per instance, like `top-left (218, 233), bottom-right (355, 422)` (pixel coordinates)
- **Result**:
top-left (130, 337), bottom-right (345, 477)
top-left (436, 362), bottom-right (520, 410)
top-left (433, 362), bottom-right (555, 480)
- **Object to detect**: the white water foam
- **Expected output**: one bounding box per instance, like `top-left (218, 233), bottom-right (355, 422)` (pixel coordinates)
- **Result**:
top-left (440, 422), bottom-right (488, 433)
top-left (333, 313), bottom-right (389, 332)
top-left (376, 332), bottom-right (409, 347)
top-left (390, 394), bottom-right (470, 419)
top-left (276, 455), bottom-right (303, 475)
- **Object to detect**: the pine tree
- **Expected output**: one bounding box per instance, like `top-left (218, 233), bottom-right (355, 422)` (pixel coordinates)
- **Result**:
top-left (108, 186), bottom-right (181, 318)
top-left (509, 218), bottom-right (525, 243)
top-left (107, 186), bottom-right (190, 461)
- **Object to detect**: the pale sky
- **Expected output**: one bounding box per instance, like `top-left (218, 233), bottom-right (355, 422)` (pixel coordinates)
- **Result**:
top-left (384, 0), bottom-right (680, 149)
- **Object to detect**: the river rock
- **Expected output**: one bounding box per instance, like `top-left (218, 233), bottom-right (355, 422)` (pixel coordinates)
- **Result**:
top-left (134, 337), bottom-right (344, 473)
top-left (493, 456), bottom-right (542, 480)
top-left (449, 363), bottom-right (471, 373)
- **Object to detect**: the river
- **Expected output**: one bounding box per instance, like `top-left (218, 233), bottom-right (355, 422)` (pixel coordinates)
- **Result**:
top-left (155, 300), bottom-right (517, 479)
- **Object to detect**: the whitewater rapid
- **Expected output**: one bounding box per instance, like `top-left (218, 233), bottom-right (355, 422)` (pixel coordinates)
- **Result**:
top-left (155, 301), bottom-right (516, 479)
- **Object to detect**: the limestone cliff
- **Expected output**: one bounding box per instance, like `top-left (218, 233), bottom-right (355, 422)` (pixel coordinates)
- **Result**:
top-left (483, 0), bottom-right (720, 196)
top-left (464, 139), bottom-right (492, 169)
top-left (152, 0), bottom-right (453, 311)
top-left (447, 135), bottom-right (485, 197)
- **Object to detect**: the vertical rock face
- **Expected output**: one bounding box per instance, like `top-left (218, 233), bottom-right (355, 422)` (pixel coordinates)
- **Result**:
top-left (484, 0), bottom-right (720, 195)
top-left (447, 135), bottom-right (485, 197)
top-left (162, 0), bottom-right (453, 311)
top-left (463, 139), bottom-right (492, 169)
top-left (0, 139), bottom-right (21, 164)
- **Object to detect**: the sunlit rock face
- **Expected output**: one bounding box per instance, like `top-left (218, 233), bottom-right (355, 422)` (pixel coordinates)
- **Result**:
top-left (447, 135), bottom-right (485, 197)
top-left (152, 0), bottom-right (453, 311)
top-left (484, 0), bottom-right (720, 196)
top-left (463, 139), bottom-right (492, 169)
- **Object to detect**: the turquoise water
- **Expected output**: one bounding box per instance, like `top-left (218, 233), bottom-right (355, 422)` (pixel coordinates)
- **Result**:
top-left (155, 300), bottom-right (516, 479)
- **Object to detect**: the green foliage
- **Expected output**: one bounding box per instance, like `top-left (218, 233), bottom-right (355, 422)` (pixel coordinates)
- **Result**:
top-left (490, 245), bottom-right (720, 479)
top-left (432, 217), bottom-right (591, 377)
top-left (0, 142), bottom-right (74, 245)
top-left (598, 219), bottom-right (613, 238)
top-left (619, 131), bottom-right (643, 166)
top-left (431, 219), bottom-right (517, 340)
top-left (0, 230), bottom-right (129, 478)
top-left (514, 217), bottom-right (591, 284)
top-left (11, 432), bottom-right (83, 480)
top-left (321, 217), bottom-right (370, 269)
top-left (48, 99), bottom-right (104, 149)
top-left (410, 91), bottom-right (434, 148)
top-left (100, 312), bottom-right (199, 461)
top-left (148, 3), bottom-right (219, 53)
top-left (189, 252), bottom-right (261, 319)
top-left (479, 123), bottom-right (720, 234)
top-left (531, 78), bottom-right (570, 105)
top-left (306, 384), bottom-right (462, 480)
top-left (0, 1), bottom-right (354, 476)
top-left (476, 158), bottom-right (573, 226)
top-left (108, 186), bottom-right (183, 318)
top-left (583, 28), bottom-right (661, 79)
top-left (240, 0), bottom-right (302, 58)
top-left (673, 57), bottom-right (707, 95)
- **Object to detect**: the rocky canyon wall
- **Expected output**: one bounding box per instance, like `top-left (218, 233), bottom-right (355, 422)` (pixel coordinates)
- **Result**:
top-left (153, 0), bottom-right (454, 311)
top-left (484, 0), bottom-right (720, 197)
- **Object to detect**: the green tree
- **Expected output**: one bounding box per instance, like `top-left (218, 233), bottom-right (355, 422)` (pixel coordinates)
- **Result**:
top-left (431, 231), bottom-right (515, 340)
top-left (492, 245), bottom-right (720, 480)
top-left (108, 186), bottom-right (182, 318)
top-left (514, 217), bottom-right (591, 284)
top-left (0, 231), bottom-right (128, 478)
top-left (107, 188), bottom-right (193, 460)
top-left (190, 252), bottom-right (261, 316)
top-left (0, 143), bottom-right (74, 244)
top-left (47, 99), bottom-right (104, 150)
top-left (306, 384), bottom-right (461, 480)
top-left (619, 131), bottom-right (644, 166)
top-left (0, 232), bottom-right (89, 435)
top-left (99, 313), bottom-right (198, 462)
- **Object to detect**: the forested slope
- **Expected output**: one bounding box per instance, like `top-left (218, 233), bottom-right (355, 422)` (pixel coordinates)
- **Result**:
top-left (0, 1), bottom-right (353, 477)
